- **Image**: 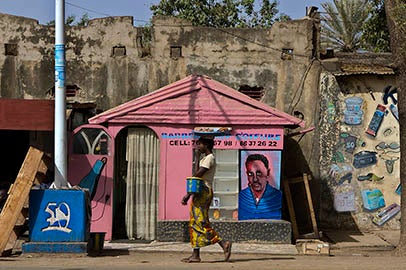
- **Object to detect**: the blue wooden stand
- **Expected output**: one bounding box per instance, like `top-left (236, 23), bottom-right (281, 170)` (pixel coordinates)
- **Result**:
top-left (22, 189), bottom-right (90, 253)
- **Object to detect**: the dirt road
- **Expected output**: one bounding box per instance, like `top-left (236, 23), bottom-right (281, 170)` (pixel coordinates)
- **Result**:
top-left (1, 249), bottom-right (406, 270)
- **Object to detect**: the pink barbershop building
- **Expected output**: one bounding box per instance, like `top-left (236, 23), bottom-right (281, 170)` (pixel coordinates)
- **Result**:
top-left (68, 75), bottom-right (303, 242)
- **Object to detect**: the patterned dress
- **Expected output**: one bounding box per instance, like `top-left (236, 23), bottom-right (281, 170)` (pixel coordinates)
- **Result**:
top-left (189, 185), bottom-right (222, 248)
top-left (189, 153), bottom-right (221, 248)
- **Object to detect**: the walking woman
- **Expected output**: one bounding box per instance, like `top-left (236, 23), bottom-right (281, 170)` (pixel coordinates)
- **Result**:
top-left (181, 137), bottom-right (232, 263)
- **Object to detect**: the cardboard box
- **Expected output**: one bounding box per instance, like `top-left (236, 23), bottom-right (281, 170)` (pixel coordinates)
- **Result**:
top-left (296, 239), bottom-right (330, 256)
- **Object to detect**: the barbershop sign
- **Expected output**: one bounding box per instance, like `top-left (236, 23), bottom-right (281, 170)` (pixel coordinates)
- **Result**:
top-left (160, 128), bottom-right (284, 150)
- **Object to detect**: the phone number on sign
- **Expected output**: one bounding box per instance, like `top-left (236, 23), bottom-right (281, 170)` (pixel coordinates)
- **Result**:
top-left (168, 140), bottom-right (278, 147)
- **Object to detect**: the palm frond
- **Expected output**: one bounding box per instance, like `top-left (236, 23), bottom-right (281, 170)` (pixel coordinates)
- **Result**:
top-left (321, 0), bottom-right (372, 52)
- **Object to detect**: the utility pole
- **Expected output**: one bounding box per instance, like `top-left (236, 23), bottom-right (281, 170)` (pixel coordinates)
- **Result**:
top-left (54, 0), bottom-right (68, 188)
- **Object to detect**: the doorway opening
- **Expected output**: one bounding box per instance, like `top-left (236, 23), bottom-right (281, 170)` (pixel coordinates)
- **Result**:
top-left (113, 126), bottom-right (160, 241)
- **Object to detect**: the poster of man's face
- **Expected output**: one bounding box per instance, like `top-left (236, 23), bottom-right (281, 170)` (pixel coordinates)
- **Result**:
top-left (240, 150), bottom-right (281, 191)
top-left (238, 150), bottom-right (282, 220)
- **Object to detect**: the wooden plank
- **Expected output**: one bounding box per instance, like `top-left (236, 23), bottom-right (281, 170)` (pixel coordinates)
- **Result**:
top-left (1, 220), bottom-right (28, 256)
top-left (0, 147), bottom-right (44, 255)
top-left (2, 228), bottom-right (18, 256)
top-left (285, 173), bottom-right (319, 240)
top-left (34, 155), bottom-right (51, 185)
top-left (2, 210), bottom-right (29, 256)
top-left (283, 180), bottom-right (299, 240)
top-left (37, 155), bottom-right (51, 175)
top-left (288, 175), bottom-right (312, 184)
top-left (303, 173), bottom-right (319, 238)
top-left (15, 209), bottom-right (28, 226)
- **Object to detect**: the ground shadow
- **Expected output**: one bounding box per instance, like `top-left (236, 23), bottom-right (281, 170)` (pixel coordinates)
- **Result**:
top-left (205, 256), bottom-right (296, 263)
top-left (87, 249), bottom-right (130, 257)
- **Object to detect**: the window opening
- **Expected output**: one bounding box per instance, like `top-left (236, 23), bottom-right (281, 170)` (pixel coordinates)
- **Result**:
top-left (5, 43), bottom-right (18, 56)
top-left (46, 84), bottom-right (80, 98)
top-left (66, 84), bottom-right (80, 97)
top-left (112, 45), bottom-right (126, 57)
top-left (238, 85), bottom-right (264, 101)
top-left (281, 48), bottom-right (294, 60)
top-left (170, 46), bottom-right (182, 58)
top-left (73, 128), bottom-right (110, 155)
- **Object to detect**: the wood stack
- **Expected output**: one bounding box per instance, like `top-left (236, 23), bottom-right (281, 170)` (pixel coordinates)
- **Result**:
top-left (0, 147), bottom-right (50, 256)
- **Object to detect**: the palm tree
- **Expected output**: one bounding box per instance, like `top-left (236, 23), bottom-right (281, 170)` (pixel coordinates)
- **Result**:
top-left (321, 0), bottom-right (372, 52)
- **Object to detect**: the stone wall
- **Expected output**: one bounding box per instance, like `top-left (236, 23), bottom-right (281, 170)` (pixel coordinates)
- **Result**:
top-left (0, 14), bottom-right (151, 108)
top-left (0, 13), bottom-right (320, 114)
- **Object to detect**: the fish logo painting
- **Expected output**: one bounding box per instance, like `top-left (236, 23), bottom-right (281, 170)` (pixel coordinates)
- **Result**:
top-left (41, 202), bottom-right (72, 233)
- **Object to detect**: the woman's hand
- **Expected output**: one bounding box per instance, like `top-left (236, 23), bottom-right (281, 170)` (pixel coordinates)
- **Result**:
top-left (181, 194), bottom-right (191, 205)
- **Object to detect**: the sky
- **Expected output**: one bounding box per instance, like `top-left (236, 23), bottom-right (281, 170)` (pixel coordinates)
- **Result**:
top-left (0, 0), bottom-right (326, 26)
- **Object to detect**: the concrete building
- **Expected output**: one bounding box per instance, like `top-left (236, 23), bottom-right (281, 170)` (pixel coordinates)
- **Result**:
top-left (0, 8), bottom-right (399, 241)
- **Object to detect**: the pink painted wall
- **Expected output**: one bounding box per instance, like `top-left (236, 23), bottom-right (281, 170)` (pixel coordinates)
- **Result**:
top-left (67, 123), bottom-right (285, 238)
top-left (150, 125), bottom-right (284, 221)
top-left (68, 124), bottom-right (115, 240)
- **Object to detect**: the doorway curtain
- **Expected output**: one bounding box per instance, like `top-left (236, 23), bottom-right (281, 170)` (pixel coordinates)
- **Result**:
top-left (125, 127), bottom-right (159, 240)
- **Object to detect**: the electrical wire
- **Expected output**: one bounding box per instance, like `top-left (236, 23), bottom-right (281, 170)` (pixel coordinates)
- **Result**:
top-left (66, 1), bottom-right (150, 23)
top-left (66, 2), bottom-right (319, 56)
top-left (90, 157), bottom-right (110, 221)
top-left (91, 168), bottom-right (108, 210)
top-left (152, 22), bottom-right (318, 59)
top-left (216, 27), bottom-right (314, 59)
top-left (289, 58), bottom-right (316, 114)
top-left (92, 200), bottom-right (108, 222)
top-left (66, 1), bottom-right (110, 17)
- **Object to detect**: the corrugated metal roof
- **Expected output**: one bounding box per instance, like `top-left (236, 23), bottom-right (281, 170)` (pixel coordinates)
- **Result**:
top-left (333, 63), bottom-right (395, 76)
top-left (89, 75), bottom-right (304, 128)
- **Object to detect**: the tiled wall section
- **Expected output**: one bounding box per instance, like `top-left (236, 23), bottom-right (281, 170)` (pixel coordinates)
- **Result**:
top-left (157, 220), bottom-right (291, 243)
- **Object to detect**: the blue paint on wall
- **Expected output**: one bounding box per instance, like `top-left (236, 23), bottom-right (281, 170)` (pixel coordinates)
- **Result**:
top-left (29, 189), bottom-right (90, 242)
top-left (22, 242), bottom-right (88, 253)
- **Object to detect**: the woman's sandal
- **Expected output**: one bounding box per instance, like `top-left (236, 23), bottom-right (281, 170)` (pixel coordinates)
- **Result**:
top-left (181, 257), bottom-right (201, 263)
top-left (224, 241), bottom-right (232, 262)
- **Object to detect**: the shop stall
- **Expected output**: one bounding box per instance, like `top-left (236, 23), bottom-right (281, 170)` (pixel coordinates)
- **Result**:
top-left (67, 75), bottom-right (304, 241)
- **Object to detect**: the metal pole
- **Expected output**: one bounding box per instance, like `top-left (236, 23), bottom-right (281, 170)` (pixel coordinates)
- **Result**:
top-left (54, 0), bottom-right (68, 188)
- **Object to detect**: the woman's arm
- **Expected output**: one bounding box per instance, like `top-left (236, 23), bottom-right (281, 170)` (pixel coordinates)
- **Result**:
top-left (181, 166), bottom-right (208, 205)
top-left (181, 151), bottom-right (209, 205)
top-left (194, 166), bottom-right (208, 178)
